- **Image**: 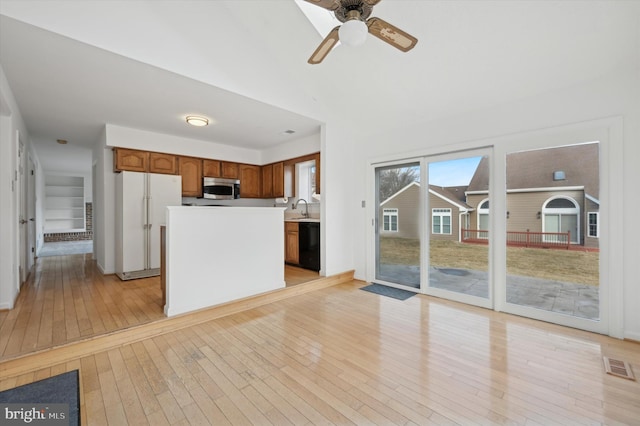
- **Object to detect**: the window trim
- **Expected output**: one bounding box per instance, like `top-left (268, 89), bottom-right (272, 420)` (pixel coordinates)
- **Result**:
top-left (383, 208), bottom-right (398, 232)
top-left (432, 208), bottom-right (452, 235)
top-left (587, 211), bottom-right (599, 238)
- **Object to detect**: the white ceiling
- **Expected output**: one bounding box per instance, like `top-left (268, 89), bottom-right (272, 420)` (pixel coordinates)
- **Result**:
top-left (0, 1), bottom-right (637, 171)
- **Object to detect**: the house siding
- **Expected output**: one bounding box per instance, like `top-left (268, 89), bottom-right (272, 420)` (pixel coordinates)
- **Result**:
top-left (467, 190), bottom-right (598, 248)
top-left (379, 184), bottom-right (463, 241)
top-left (379, 186), bottom-right (420, 239)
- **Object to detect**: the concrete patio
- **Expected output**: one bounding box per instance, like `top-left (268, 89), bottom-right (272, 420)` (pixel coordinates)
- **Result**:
top-left (377, 264), bottom-right (599, 320)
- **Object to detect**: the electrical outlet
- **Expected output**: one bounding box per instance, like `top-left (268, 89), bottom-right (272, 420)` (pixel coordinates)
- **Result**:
top-left (361, 200), bottom-right (366, 208)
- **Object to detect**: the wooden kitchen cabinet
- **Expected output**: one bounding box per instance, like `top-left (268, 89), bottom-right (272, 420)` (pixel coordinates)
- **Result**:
top-left (178, 156), bottom-right (202, 197)
top-left (114, 148), bottom-right (148, 172)
top-left (314, 153), bottom-right (321, 195)
top-left (273, 162), bottom-right (284, 197)
top-left (221, 162), bottom-right (239, 179)
top-left (261, 164), bottom-right (274, 198)
top-left (149, 152), bottom-right (177, 174)
top-left (239, 164), bottom-right (261, 198)
top-left (202, 159), bottom-right (221, 177)
top-left (203, 160), bottom-right (239, 179)
top-left (285, 222), bottom-right (299, 265)
top-left (261, 162), bottom-right (285, 198)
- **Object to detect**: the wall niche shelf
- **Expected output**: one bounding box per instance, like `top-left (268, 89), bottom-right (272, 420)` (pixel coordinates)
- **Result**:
top-left (44, 175), bottom-right (86, 233)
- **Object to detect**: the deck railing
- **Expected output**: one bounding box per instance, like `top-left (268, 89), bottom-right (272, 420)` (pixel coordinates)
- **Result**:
top-left (461, 228), bottom-right (571, 249)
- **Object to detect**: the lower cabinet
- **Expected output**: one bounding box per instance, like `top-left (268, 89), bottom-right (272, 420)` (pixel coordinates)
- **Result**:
top-left (285, 222), bottom-right (299, 265)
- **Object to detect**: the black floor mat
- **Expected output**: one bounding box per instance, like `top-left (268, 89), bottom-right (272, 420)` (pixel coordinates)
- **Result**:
top-left (360, 283), bottom-right (416, 300)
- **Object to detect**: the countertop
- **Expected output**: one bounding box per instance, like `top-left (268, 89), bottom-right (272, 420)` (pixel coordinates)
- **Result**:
top-left (284, 217), bottom-right (320, 223)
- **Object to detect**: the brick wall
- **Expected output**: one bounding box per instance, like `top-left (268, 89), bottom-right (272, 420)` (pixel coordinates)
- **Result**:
top-left (44, 202), bottom-right (93, 242)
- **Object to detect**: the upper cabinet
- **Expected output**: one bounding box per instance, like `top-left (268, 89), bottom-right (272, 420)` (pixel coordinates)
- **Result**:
top-left (314, 152), bottom-right (321, 195)
top-left (178, 156), bottom-right (203, 197)
top-left (202, 159), bottom-right (221, 177)
top-left (113, 147), bottom-right (319, 200)
top-left (221, 162), bottom-right (239, 179)
top-left (149, 152), bottom-right (177, 174)
top-left (203, 160), bottom-right (239, 179)
top-left (261, 162), bottom-right (285, 198)
top-left (114, 148), bottom-right (148, 172)
top-left (261, 164), bottom-right (274, 198)
top-left (239, 164), bottom-right (261, 198)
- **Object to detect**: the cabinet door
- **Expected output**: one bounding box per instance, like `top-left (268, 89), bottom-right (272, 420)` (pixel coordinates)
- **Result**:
top-left (239, 164), bottom-right (261, 198)
top-left (202, 159), bottom-right (221, 177)
top-left (149, 152), bottom-right (177, 174)
top-left (273, 162), bottom-right (284, 198)
top-left (114, 148), bottom-right (148, 172)
top-left (221, 162), bottom-right (239, 179)
top-left (178, 156), bottom-right (203, 197)
top-left (314, 153), bottom-right (321, 195)
top-left (285, 222), bottom-right (299, 264)
top-left (261, 164), bottom-right (273, 198)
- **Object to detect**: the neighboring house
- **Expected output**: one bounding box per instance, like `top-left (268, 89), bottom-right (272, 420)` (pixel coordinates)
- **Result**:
top-left (379, 182), bottom-right (472, 241)
top-left (466, 143), bottom-right (600, 249)
top-left (379, 143), bottom-right (599, 249)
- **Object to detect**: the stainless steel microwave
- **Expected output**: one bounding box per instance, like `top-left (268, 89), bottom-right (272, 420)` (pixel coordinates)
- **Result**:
top-left (202, 177), bottom-right (240, 200)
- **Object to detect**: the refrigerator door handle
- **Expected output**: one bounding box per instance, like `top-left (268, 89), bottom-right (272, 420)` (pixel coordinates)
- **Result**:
top-left (143, 196), bottom-right (148, 228)
top-left (148, 196), bottom-right (153, 229)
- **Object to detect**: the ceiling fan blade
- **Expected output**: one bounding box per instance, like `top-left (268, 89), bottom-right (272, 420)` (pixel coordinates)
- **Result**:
top-left (366, 17), bottom-right (418, 52)
top-left (308, 26), bottom-right (340, 64)
top-left (363, 0), bottom-right (383, 6)
top-left (302, 0), bottom-right (339, 11)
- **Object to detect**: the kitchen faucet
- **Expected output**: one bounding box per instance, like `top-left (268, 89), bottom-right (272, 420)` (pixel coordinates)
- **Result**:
top-left (294, 198), bottom-right (309, 218)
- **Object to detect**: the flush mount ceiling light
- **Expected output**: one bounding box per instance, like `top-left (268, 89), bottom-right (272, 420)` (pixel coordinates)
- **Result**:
top-left (186, 116), bottom-right (209, 127)
top-left (56, 139), bottom-right (68, 144)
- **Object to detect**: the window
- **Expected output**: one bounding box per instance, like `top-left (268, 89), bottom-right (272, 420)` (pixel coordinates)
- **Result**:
top-left (588, 212), bottom-right (599, 238)
top-left (478, 199), bottom-right (489, 239)
top-left (432, 208), bottom-right (451, 234)
top-left (383, 208), bottom-right (398, 232)
top-left (296, 160), bottom-right (316, 202)
top-left (542, 196), bottom-right (579, 243)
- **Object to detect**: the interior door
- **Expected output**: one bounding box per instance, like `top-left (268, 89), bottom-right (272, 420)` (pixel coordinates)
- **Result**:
top-left (27, 155), bottom-right (36, 268)
top-left (17, 134), bottom-right (27, 283)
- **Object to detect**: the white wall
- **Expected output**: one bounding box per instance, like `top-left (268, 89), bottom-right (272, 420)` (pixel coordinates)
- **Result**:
top-left (0, 65), bottom-right (41, 309)
top-left (165, 206), bottom-right (285, 316)
top-left (352, 66), bottom-right (640, 339)
top-left (105, 124), bottom-right (262, 165)
top-left (261, 133), bottom-right (320, 165)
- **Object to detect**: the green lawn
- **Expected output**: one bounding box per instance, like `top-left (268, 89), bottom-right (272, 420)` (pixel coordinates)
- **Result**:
top-left (379, 237), bottom-right (599, 286)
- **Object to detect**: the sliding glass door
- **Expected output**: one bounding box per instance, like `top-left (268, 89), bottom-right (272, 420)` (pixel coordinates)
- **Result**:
top-left (424, 151), bottom-right (492, 308)
top-left (374, 162), bottom-right (421, 288)
top-left (503, 142), bottom-right (603, 330)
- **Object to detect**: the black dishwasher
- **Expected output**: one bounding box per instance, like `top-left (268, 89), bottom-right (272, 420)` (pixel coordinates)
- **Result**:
top-left (298, 222), bottom-right (320, 271)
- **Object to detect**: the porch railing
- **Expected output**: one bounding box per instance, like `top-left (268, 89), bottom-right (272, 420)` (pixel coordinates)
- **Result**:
top-left (461, 228), bottom-right (571, 249)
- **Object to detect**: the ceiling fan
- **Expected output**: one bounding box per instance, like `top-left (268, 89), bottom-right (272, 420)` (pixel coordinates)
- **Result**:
top-left (304, 0), bottom-right (418, 64)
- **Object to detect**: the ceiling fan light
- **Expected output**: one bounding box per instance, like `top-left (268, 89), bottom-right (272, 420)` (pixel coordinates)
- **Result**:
top-left (339, 20), bottom-right (368, 47)
top-left (186, 116), bottom-right (209, 127)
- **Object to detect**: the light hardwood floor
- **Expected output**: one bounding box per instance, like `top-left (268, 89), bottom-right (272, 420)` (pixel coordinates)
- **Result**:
top-left (2, 278), bottom-right (639, 424)
top-left (0, 256), bottom-right (320, 361)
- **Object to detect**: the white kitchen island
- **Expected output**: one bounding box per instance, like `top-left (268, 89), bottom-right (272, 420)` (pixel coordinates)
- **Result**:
top-left (164, 206), bottom-right (286, 316)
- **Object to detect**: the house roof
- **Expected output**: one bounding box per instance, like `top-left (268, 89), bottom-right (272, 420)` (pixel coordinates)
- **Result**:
top-left (467, 143), bottom-right (599, 196)
top-left (381, 181), bottom-right (472, 211)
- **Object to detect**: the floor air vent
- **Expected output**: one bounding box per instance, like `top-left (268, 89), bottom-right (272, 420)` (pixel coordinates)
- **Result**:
top-left (603, 356), bottom-right (635, 380)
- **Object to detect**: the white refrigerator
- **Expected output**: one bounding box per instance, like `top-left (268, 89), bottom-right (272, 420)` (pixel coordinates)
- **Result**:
top-left (116, 171), bottom-right (182, 280)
